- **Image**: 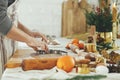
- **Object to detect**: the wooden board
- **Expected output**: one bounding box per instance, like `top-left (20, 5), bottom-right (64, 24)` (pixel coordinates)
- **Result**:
top-left (5, 49), bottom-right (65, 68)
top-left (5, 49), bottom-right (35, 68)
top-left (61, 0), bottom-right (93, 37)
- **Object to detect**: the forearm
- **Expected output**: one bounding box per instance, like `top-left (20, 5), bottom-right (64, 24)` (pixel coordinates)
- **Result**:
top-left (17, 21), bottom-right (48, 42)
top-left (6, 24), bottom-right (48, 51)
top-left (18, 21), bottom-right (33, 36)
top-left (6, 24), bottom-right (33, 44)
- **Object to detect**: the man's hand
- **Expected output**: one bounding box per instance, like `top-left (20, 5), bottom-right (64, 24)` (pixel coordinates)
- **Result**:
top-left (31, 31), bottom-right (48, 43)
top-left (7, 25), bottom-right (48, 52)
top-left (26, 38), bottom-right (48, 51)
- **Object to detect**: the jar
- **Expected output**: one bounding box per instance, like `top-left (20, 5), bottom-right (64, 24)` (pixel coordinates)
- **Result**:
top-left (78, 64), bottom-right (90, 74)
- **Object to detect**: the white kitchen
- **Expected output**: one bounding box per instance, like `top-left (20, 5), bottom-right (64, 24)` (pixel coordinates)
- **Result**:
top-left (0, 0), bottom-right (120, 80)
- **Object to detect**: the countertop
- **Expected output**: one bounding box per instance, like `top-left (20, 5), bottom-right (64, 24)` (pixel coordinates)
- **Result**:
top-left (1, 38), bottom-right (120, 80)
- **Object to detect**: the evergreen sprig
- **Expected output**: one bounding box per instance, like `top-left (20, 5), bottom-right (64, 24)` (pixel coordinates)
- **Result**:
top-left (86, 1), bottom-right (113, 32)
top-left (66, 75), bottom-right (107, 80)
top-left (97, 42), bottom-right (113, 51)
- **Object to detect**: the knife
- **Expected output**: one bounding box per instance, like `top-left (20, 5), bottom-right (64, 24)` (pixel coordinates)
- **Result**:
top-left (37, 49), bottom-right (68, 55)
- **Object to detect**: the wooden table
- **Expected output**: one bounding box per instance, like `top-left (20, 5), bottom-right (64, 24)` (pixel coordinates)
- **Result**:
top-left (1, 38), bottom-right (120, 80)
top-left (5, 49), bottom-right (36, 68)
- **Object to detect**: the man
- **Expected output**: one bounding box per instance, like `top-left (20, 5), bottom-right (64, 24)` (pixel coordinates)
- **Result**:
top-left (0, 0), bottom-right (48, 51)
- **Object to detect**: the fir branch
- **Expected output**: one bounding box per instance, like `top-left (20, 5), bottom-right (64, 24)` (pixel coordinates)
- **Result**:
top-left (66, 75), bottom-right (107, 80)
top-left (97, 42), bottom-right (113, 51)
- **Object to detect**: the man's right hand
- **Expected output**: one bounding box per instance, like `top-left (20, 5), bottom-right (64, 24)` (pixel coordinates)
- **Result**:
top-left (26, 38), bottom-right (48, 52)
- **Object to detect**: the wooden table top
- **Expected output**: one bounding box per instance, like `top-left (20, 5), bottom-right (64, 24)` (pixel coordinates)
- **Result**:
top-left (5, 49), bottom-right (35, 68)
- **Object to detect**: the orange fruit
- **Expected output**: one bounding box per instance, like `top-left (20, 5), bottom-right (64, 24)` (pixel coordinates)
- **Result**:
top-left (57, 55), bottom-right (75, 73)
top-left (79, 42), bottom-right (84, 49)
top-left (71, 38), bottom-right (79, 44)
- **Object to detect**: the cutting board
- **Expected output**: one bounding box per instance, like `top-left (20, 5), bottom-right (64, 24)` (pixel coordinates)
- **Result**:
top-left (5, 49), bottom-right (65, 68)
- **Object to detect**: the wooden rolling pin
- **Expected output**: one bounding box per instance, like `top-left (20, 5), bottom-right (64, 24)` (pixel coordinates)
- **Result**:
top-left (22, 58), bottom-right (58, 71)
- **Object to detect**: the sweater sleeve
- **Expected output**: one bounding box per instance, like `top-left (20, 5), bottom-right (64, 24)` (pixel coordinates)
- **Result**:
top-left (0, 0), bottom-right (12, 35)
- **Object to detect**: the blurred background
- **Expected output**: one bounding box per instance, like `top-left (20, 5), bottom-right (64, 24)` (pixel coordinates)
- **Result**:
top-left (18, 0), bottom-right (99, 37)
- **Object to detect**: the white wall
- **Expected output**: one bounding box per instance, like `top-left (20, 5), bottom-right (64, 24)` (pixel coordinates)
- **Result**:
top-left (17, 0), bottom-right (100, 37)
top-left (18, 0), bottom-right (64, 37)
